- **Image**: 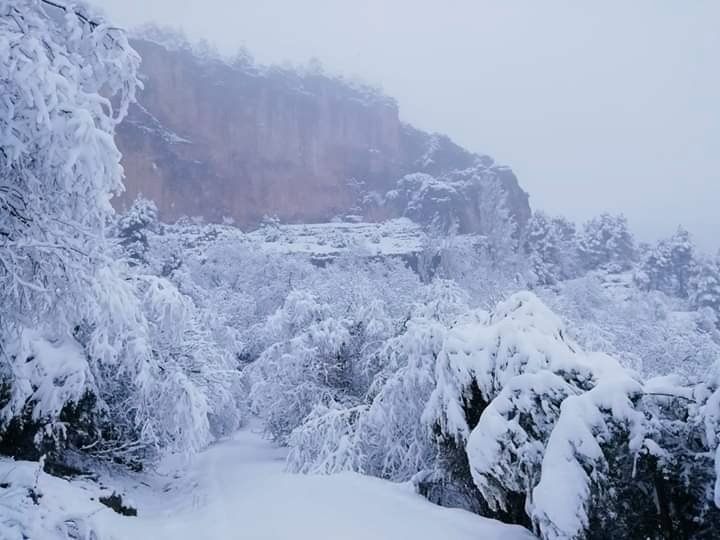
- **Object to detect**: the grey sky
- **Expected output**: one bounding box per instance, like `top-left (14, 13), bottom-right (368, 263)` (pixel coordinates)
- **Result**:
top-left (93, 0), bottom-right (720, 252)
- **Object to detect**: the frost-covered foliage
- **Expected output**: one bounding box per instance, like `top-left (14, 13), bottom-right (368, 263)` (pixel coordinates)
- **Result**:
top-left (539, 273), bottom-right (720, 378)
top-left (524, 212), bottom-right (579, 285)
top-left (415, 178), bottom-right (529, 308)
top-left (287, 280), bottom-right (468, 478)
top-left (419, 293), bottom-right (592, 520)
top-left (132, 274), bottom-right (244, 446)
top-left (425, 292), bottom-right (592, 445)
top-left (0, 0), bottom-right (144, 457)
top-left (0, 2), bottom-right (244, 468)
top-left (690, 255), bottom-right (720, 314)
top-left (475, 176), bottom-right (519, 270)
top-left (0, 0), bottom-right (138, 321)
top-left (635, 227), bottom-right (696, 297)
top-left (424, 292), bottom-right (720, 539)
top-left (258, 285), bottom-right (720, 538)
top-left (531, 372), bottom-right (720, 540)
top-left (135, 221), bottom-right (425, 448)
top-left (244, 264), bottom-right (424, 445)
top-left (117, 194), bottom-right (159, 265)
top-left (577, 213), bottom-right (636, 271)
top-left (245, 291), bottom-right (355, 443)
top-left (421, 231), bottom-right (526, 309)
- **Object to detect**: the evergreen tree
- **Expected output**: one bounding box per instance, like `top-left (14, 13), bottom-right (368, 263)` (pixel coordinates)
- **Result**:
top-left (524, 211), bottom-right (579, 285)
top-left (636, 227), bottom-right (696, 297)
top-left (689, 256), bottom-right (720, 314)
top-left (577, 213), bottom-right (636, 271)
top-left (117, 195), bottom-right (159, 265)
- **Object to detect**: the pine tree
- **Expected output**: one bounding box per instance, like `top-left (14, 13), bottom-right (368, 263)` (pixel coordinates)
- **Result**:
top-left (636, 227), bottom-right (696, 297)
top-left (117, 195), bottom-right (159, 265)
top-left (477, 176), bottom-right (519, 272)
top-left (524, 211), bottom-right (579, 285)
top-left (689, 256), bottom-right (720, 314)
top-left (577, 213), bottom-right (635, 271)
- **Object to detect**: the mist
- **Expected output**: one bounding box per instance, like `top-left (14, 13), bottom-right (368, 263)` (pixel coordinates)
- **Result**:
top-left (92, 0), bottom-right (720, 251)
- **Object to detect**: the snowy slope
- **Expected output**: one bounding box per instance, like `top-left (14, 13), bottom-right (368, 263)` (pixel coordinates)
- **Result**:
top-left (1, 424), bottom-right (534, 540)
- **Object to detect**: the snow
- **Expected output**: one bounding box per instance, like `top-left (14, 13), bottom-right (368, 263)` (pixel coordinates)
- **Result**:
top-left (466, 370), bottom-right (578, 512)
top-left (2, 330), bottom-right (89, 423)
top-left (1, 423), bottom-right (533, 540)
top-left (247, 219), bottom-right (426, 258)
top-left (128, 103), bottom-right (192, 145)
top-left (531, 374), bottom-right (646, 540)
top-left (425, 291), bottom-right (594, 445)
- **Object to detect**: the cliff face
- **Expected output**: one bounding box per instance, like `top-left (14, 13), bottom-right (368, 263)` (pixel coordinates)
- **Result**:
top-left (116, 39), bottom-right (530, 232)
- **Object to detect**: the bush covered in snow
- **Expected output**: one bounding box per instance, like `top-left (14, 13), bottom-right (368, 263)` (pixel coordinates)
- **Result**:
top-left (0, 1), bottom-right (244, 470)
top-left (577, 213), bottom-right (636, 272)
top-left (424, 292), bottom-right (720, 539)
top-left (286, 280), bottom-right (467, 479)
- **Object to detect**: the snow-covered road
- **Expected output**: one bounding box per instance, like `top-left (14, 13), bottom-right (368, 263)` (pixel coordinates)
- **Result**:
top-left (3, 425), bottom-right (535, 540)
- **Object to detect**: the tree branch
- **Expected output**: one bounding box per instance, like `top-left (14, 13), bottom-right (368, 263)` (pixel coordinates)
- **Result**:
top-left (39, 0), bottom-right (98, 29)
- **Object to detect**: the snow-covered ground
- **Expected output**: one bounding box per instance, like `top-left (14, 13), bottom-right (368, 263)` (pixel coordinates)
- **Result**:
top-left (1, 424), bottom-right (534, 540)
top-left (246, 218), bottom-right (427, 258)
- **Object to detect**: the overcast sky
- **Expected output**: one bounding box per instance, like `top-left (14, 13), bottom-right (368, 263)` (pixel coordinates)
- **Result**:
top-left (93, 0), bottom-right (719, 252)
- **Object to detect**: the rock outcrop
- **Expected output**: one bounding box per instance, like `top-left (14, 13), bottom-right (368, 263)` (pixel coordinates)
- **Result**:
top-left (116, 38), bottom-right (530, 232)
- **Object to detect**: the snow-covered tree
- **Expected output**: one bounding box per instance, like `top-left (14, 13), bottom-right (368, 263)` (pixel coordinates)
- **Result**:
top-left (286, 315), bottom-right (444, 479)
top-left (231, 44), bottom-right (255, 69)
top-left (635, 227), bottom-right (696, 297)
top-left (577, 213), bottom-right (635, 271)
top-left (246, 261), bottom-right (425, 446)
top-left (421, 292), bottom-right (595, 518)
top-left (476, 175), bottom-right (519, 272)
top-left (524, 212), bottom-right (579, 285)
top-left (666, 227), bottom-right (695, 296)
top-left (246, 291), bottom-right (357, 442)
top-left (421, 291), bottom-right (720, 538)
top-left (0, 0), bottom-right (139, 323)
top-left (0, 2), bottom-right (246, 467)
top-left (117, 195), bottom-right (159, 265)
top-left (0, 0), bottom-right (141, 456)
top-left (533, 372), bottom-right (720, 540)
top-left (689, 256), bottom-right (720, 315)
top-left (287, 279), bottom-right (468, 480)
top-left (467, 371), bottom-right (578, 522)
top-left (539, 272), bottom-right (720, 378)
top-left (132, 274), bottom-right (244, 447)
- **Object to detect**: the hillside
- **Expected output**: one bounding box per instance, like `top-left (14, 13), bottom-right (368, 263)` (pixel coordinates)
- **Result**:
top-left (115, 35), bottom-right (530, 231)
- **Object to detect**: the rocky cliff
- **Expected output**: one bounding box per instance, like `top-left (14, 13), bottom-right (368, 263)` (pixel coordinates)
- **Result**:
top-left (116, 38), bottom-right (530, 233)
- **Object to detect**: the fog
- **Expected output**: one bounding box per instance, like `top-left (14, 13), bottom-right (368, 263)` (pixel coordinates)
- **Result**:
top-left (93, 0), bottom-right (719, 251)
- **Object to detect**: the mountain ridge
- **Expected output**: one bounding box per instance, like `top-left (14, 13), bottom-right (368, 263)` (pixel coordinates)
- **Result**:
top-left (116, 36), bottom-right (531, 232)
